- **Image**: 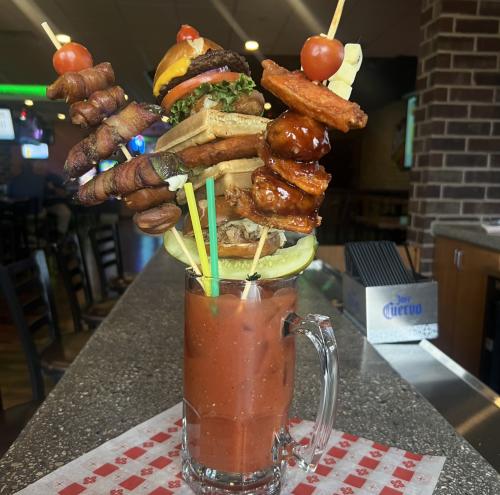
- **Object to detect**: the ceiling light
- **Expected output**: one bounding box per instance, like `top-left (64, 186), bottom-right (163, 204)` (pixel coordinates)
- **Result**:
top-left (57, 113), bottom-right (66, 120)
top-left (24, 99), bottom-right (34, 106)
top-left (264, 102), bottom-right (272, 111)
top-left (56, 33), bottom-right (71, 44)
top-left (245, 40), bottom-right (259, 51)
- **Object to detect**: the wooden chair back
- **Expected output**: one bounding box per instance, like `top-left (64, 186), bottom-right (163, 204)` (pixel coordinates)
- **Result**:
top-left (89, 223), bottom-right (124, 298)
top-left (0, 250), bottom-right (60, 401)
top-left (53, 234), bottom-right (93, 333)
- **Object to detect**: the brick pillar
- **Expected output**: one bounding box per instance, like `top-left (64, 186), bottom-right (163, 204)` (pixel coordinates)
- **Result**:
top-left (409, 0), bottom-right (500, 275)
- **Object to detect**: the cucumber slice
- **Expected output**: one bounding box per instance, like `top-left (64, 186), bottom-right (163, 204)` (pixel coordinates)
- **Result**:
top-left (164, 230), bottom-right (317, 279)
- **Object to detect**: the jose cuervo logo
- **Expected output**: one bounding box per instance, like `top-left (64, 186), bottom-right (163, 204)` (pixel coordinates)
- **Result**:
top-left (383, 294), bottom-right (422, 320)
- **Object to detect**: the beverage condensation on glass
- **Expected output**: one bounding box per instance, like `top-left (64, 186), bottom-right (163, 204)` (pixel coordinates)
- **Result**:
top-left (183, 270), bottom-right (339, 495)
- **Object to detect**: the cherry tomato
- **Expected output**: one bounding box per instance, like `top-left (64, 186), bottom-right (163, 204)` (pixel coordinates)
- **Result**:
top-left (52, 42), bottom-right (93, 75)
top-left (300, 36), bottom-right (344, 81)
top-left (176, 24), bottom-right (200, 43)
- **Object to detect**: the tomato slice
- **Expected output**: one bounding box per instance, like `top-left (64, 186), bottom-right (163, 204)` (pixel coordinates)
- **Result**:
top-left (161, 71), bottom-right (241, 113)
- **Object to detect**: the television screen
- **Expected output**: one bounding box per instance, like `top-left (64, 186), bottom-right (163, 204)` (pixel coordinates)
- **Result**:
top-left (0, 109), bottom-right (15, 140)
top-left (404, 95), bottom-right (417, 169)
top-left (16, 110), bottom-right (44, 144)
top-left (21, 142), bottom-right (49, 159)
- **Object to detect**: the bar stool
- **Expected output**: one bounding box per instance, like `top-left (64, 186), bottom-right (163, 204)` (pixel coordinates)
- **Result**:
top-left (0, 250), bottom-right (91, 401)
top-left (53, 234), bottom-right (116, 332)
top-left (0, 388), bottom-right (41, 457)
top-left (89, 223), bottom-right (134, 297)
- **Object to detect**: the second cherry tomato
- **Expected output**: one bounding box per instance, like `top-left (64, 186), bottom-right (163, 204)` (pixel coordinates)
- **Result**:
top-left (300, 36), bottom-right (344, 81)
top-left (176, 24), bottom-right (200, 43)
top-left (53, 42), bottom-right (93, 75)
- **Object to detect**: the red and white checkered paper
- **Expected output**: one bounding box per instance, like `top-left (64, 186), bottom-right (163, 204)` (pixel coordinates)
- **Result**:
top-left (14, 403), bottom-right (445, 495)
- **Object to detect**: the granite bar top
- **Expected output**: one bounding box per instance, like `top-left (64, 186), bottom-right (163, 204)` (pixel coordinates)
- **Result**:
top-left (433, 223), bottom-right (500, 252)
top-left (1, 251), bottom-right (499, 494)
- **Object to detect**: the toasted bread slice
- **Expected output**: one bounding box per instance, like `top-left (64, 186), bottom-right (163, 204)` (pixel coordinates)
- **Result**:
top-left (155, 109), bottom-right (269, 153)
top-left (176, 157), bottom-right (262, 204)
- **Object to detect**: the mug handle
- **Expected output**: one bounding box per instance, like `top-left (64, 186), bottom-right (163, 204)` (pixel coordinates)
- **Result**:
top-left (283, 312), bottom-right (339, 472)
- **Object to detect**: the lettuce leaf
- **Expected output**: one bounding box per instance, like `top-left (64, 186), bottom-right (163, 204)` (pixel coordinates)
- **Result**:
top-left (169, 74), bottom-right (255, 126)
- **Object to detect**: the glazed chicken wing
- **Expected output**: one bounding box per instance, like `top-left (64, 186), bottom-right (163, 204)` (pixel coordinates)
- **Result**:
top-left (259, 143), bottom-right (330, 196)
top-left (251, 167), bottom-right (321, 216)
top-left (266, 110), bottom-right (330, 161)
top-left (227, 188), bottom-right (320, 234)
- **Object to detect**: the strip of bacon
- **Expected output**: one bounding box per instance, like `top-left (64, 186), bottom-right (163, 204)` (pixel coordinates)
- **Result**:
top-left (65, 102), bottom-right (162, 178)
top-left (47, 62), bottom-right (114, 103)
top-left (69, 86), bottom-right (127, 128)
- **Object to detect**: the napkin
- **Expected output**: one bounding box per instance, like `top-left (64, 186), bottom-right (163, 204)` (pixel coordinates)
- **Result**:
top-left (14, 403), bottom-right (445, 495)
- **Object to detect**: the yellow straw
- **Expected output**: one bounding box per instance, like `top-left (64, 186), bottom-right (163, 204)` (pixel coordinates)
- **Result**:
top-left (184, 183), bottom-right (211, 281)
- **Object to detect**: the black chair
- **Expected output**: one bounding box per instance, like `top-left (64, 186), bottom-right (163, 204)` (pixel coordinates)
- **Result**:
top-left (0, 388), bottom-right (41, 457)
top-left (53, 234), bottom-right (116, 332)
top-left (0, 250), bottom-right (91, 401)
top-left (0, 200), bottom-right (30, 263)
top-left (89, 223), bottom-right (134, 298)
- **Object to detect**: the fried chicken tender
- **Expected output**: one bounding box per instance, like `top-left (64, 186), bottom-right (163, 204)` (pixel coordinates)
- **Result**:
top-left (261, 60), bottom-right (368, 132)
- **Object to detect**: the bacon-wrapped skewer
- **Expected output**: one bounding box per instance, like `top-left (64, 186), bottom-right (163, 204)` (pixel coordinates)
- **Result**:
top-left (65, 102), bottom-right (163, 178)
top-left (133, 203), bottom-right (182, 235)
top-left (47, 62), bottom-right (114, 103)
top-left (124, 186), bottom-right (176, 211)
top-left (74, 151), bottom-right (184, 205)
top-left (69, 86), bottom-right (127, 127)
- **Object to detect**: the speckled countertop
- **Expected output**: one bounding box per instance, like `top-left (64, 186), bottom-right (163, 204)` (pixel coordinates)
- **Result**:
top-left (1, 251), bottom-right (499, 494)
top-left (433, 223), bottom-right (500, 252)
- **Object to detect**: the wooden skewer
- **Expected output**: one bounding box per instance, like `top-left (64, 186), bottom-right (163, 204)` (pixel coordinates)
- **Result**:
top-left (41, 21), bottom-right (62, 50)
top-left (119, 144), bottom-right (132, 161)
top-left (241, 226), bottom-right (270, 300)
top-left (327, 0), bottom-right (346, 40)
top-left (171, 227), bottom-right (202, 276)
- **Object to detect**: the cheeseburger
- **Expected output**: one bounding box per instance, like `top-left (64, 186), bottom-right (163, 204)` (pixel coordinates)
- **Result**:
top-left (153, 24), bottom-right (265, 126)
top-left (153, 26), bottom-right (284, 259)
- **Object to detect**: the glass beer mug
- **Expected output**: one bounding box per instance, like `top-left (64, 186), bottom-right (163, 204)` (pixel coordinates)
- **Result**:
top-left (183, 271), bottom-right (339, 494)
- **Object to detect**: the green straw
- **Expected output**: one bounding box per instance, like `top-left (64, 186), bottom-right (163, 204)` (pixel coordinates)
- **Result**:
top-left (206, 177), bottom-right (219, 297)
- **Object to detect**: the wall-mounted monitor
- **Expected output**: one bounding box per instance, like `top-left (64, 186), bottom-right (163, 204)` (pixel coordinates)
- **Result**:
top-left (0, 109), bottom-right (15, 140)
top-left (21, 142), bottom-right (49, 159)
top-left (404, 95), bottom-right (417, 169)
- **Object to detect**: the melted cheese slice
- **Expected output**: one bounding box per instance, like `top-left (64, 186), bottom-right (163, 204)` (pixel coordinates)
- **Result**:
top-left (153, 56), bottom-right (191, 97)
